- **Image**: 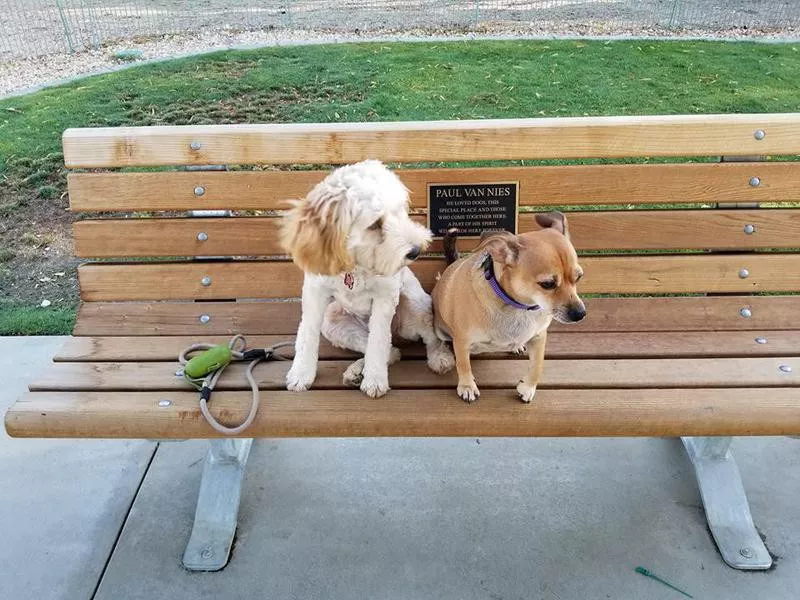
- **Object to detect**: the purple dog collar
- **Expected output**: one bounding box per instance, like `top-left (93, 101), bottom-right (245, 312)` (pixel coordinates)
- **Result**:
top-left (482, 255), bottom-right (540, 311)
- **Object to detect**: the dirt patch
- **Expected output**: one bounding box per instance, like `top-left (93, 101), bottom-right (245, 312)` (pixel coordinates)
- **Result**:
top-left (1, 184), bottom-right (80, 310)
top-left (2, 148), bottom-right (78, 312)
top-left (122, 86), bottom-right (365, 126)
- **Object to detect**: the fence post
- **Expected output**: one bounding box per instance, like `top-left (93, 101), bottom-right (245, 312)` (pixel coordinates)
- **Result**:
top-left (55, 0), bottom-right (76, 53)
top-left (475, 1), bottom-right (480, 25)
top-left (667, 0), bottom-right (683, 29)
top-left (284, 2), bottom-right (293, 27)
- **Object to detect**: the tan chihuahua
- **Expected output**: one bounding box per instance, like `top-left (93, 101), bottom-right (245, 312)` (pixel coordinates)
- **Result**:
top-left (432, 212), bottom-right (585, 403)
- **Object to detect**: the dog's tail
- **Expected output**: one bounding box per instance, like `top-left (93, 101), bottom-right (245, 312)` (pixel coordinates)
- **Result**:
top-left (443, 228), bottom-right (460, 265)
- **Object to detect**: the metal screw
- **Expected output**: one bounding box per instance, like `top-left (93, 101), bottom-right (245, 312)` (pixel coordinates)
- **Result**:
top-left (755, 337), bottom-right (767, 344)
top-left (199, 314), bottom-right (211, 324)
top-left (190, 141), bottom-right (202, 151)
top-left (200, 547), bottom-right (215, 559)
top-left (748, 176), bottom-right (761, 187)
top-left (739, 269), bottom-right (750, 279)
top-left (779, 364), bottom-right (793, 373)
top-left (743, 224), bottom-right (755, 235)
top-left (754, 129), bottom-right (765, 140)
top-left (739, 546), bottom-right (754, 559)
top-left (194, 185), bottom-right (206, 196)
top-left (158, 399), bottom-right (172, 407)
top-left (201, 276), bottom-right (212, 287)
top-left (197, 232), bottom-right (208, 242)
top-left (740, 307), bottom-right (752, 318)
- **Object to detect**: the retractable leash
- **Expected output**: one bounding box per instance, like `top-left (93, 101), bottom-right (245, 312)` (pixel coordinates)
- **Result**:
top-left (179, 335), bottom-right (293, 435)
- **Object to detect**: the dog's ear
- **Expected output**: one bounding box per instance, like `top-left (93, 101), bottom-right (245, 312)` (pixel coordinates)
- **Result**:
top-left (280, 191), bottom-right (354, 276)
top-left (480, 231), bottom-right (520, 267)
top-left (535, 211), bottom-right (569, 239)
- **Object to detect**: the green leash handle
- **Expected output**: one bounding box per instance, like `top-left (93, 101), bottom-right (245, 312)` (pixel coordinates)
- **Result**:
top-left (184, 344), bottom-right (232, 379)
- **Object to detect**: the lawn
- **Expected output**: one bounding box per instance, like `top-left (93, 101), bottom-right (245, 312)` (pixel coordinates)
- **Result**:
top-left (1, 39), bottom-right (799, 334)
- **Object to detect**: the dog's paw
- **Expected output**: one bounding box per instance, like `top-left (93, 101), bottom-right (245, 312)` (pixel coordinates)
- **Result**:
top-left (427, 343), bottom-right (455, 374)
top-left (388, 346), bottom-right (402, 365)
top-left (360, 374), bottom-right (390, 398)
top-left (516, 380), bottom-right (537, 403)
top-left (286, 365), bottom-right (315, 392)
top-left (457, 380), bottom-right (480, 403)
top-left (343, 358), bottom-right (366, 387)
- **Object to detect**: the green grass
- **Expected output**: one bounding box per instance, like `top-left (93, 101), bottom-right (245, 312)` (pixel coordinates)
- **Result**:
top-left (3, 40), bottom-right (800, 184)
top-left (0, 303), bottom-right (76, 335)
top-left (1, 39), bottom-right (799, 334)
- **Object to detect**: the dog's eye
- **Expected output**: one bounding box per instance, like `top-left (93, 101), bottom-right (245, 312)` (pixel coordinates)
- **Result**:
top-left (575, 272), bottom-right (583, 282)
top-left (368, 218), bottom-right (383, 231)
top-left (539, 280), bottom-right (557, 290)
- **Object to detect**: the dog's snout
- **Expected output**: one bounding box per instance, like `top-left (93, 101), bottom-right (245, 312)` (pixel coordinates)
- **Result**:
top-left (406, 246), bottom-right (421, 261)
top-left (567, 305), bottom-right (586, 322)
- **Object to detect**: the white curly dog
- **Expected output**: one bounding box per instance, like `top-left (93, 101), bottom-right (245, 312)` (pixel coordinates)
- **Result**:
top-left (281, 160), bottom-right (455, 398)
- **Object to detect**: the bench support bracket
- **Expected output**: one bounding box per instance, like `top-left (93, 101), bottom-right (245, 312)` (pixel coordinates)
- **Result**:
top-left (182, 438), bottom-right (253, 571)
top-left (681, 436), bottom-right (771, 570)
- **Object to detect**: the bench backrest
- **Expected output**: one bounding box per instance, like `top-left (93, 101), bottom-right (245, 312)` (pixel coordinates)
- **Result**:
top-left (63, 114), bottom-right (800, 337)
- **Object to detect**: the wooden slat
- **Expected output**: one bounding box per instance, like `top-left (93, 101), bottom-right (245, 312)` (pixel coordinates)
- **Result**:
top-left (74, 210), bottom-right (800, 257)
top-left (67, 162), bottom-right (800, 212)
top-left (77, 254), bottom-right (800, 301)
top-left (8, 388), bottom-right (800, 438)
top-left (74, 217), bottom-right (285, 258)
top-left (53, 331), bottom-right (800, 362)
top-left (68, 170), bottom-right (323, 212)
top-left (62, 114), bottom-right (800, 168)
top-left (29, 357), bottom-right (800, 392)
top-left (72, 296), bottom-right (800, 336)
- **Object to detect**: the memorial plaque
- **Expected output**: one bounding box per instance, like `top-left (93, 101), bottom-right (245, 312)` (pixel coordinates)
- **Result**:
top-left (427, 181), bottom-right (518, 237)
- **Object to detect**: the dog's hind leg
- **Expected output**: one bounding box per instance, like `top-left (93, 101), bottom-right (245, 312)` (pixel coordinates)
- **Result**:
top-left (395, 288), bottom-right (455, 375)
top-left (419, 324), bottom-right (456, 375)
top-left (322, 302), bottom-right (401, 386)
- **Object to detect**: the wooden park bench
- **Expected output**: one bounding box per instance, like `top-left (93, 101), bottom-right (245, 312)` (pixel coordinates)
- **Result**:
top-left (5, 114), bottom-right (800, 572)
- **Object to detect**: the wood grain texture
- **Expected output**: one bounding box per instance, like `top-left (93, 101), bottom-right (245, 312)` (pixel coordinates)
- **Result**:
top-left (67, 162), bottom-right (800, 211)
top-left (53, 331), bottom-right (800, 362)
top-left (62, 114), bottom-right (800, 168)
top-left (74, 210), bottom-right (800, 258)
top-left (8, 388), bottom-right (800, 438)
top-left (77, 254), bottom-right (800, 301)
top-left (72, 296), bottom-right (800, 336)
top-left (29, 357), bottom-right (800, 392)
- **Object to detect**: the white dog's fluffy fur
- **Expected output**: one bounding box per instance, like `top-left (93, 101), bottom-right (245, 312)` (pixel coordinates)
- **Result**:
top-left (281, 160), bottom-right (455, 397)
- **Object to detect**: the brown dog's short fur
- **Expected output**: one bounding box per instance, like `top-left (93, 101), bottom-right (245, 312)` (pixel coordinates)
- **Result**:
top-left (432, 212), bottom-right (585, 402)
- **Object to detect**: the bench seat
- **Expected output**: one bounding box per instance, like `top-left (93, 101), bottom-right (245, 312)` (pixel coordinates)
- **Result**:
top-left (7, 332), bottom-right (799, 439)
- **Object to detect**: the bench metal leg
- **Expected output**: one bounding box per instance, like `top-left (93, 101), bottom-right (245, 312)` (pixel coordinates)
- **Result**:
top-left (681, 436), bottom-right (771, 570)
top-left (182, 438), bottom-right (253, 571)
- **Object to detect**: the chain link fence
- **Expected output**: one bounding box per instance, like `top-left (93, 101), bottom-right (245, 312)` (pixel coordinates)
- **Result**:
top-left (3, 1), bottom-right (799, 60)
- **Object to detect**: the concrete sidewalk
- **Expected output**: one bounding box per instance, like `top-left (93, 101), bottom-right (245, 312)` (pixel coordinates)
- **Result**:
top-left (2, 336), bottom-right (799, 599)
top-left (0, 337), bottom-right (155, 600)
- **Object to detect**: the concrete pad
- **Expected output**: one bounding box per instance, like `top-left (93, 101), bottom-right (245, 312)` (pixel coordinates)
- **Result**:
top-left (97, 435), bottom-right (800, 599)
top-left (0, 337), bottom-right (156, 600)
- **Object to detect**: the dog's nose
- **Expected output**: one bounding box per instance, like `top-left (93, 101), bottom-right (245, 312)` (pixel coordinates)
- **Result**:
top-left (567, 306), bottom-right (586, 322)
top-left (406, 246), bottom-right (421, 261)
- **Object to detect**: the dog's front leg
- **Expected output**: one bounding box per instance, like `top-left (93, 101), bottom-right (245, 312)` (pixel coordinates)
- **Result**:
top-left (453, 335), bottom-right (480, 402)
top-left (286, 277), bottom-right (332, 392)
top-left (517, 330), bottom-right (547, 403)
top-left (359, 295), bottom-right (398, 398)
